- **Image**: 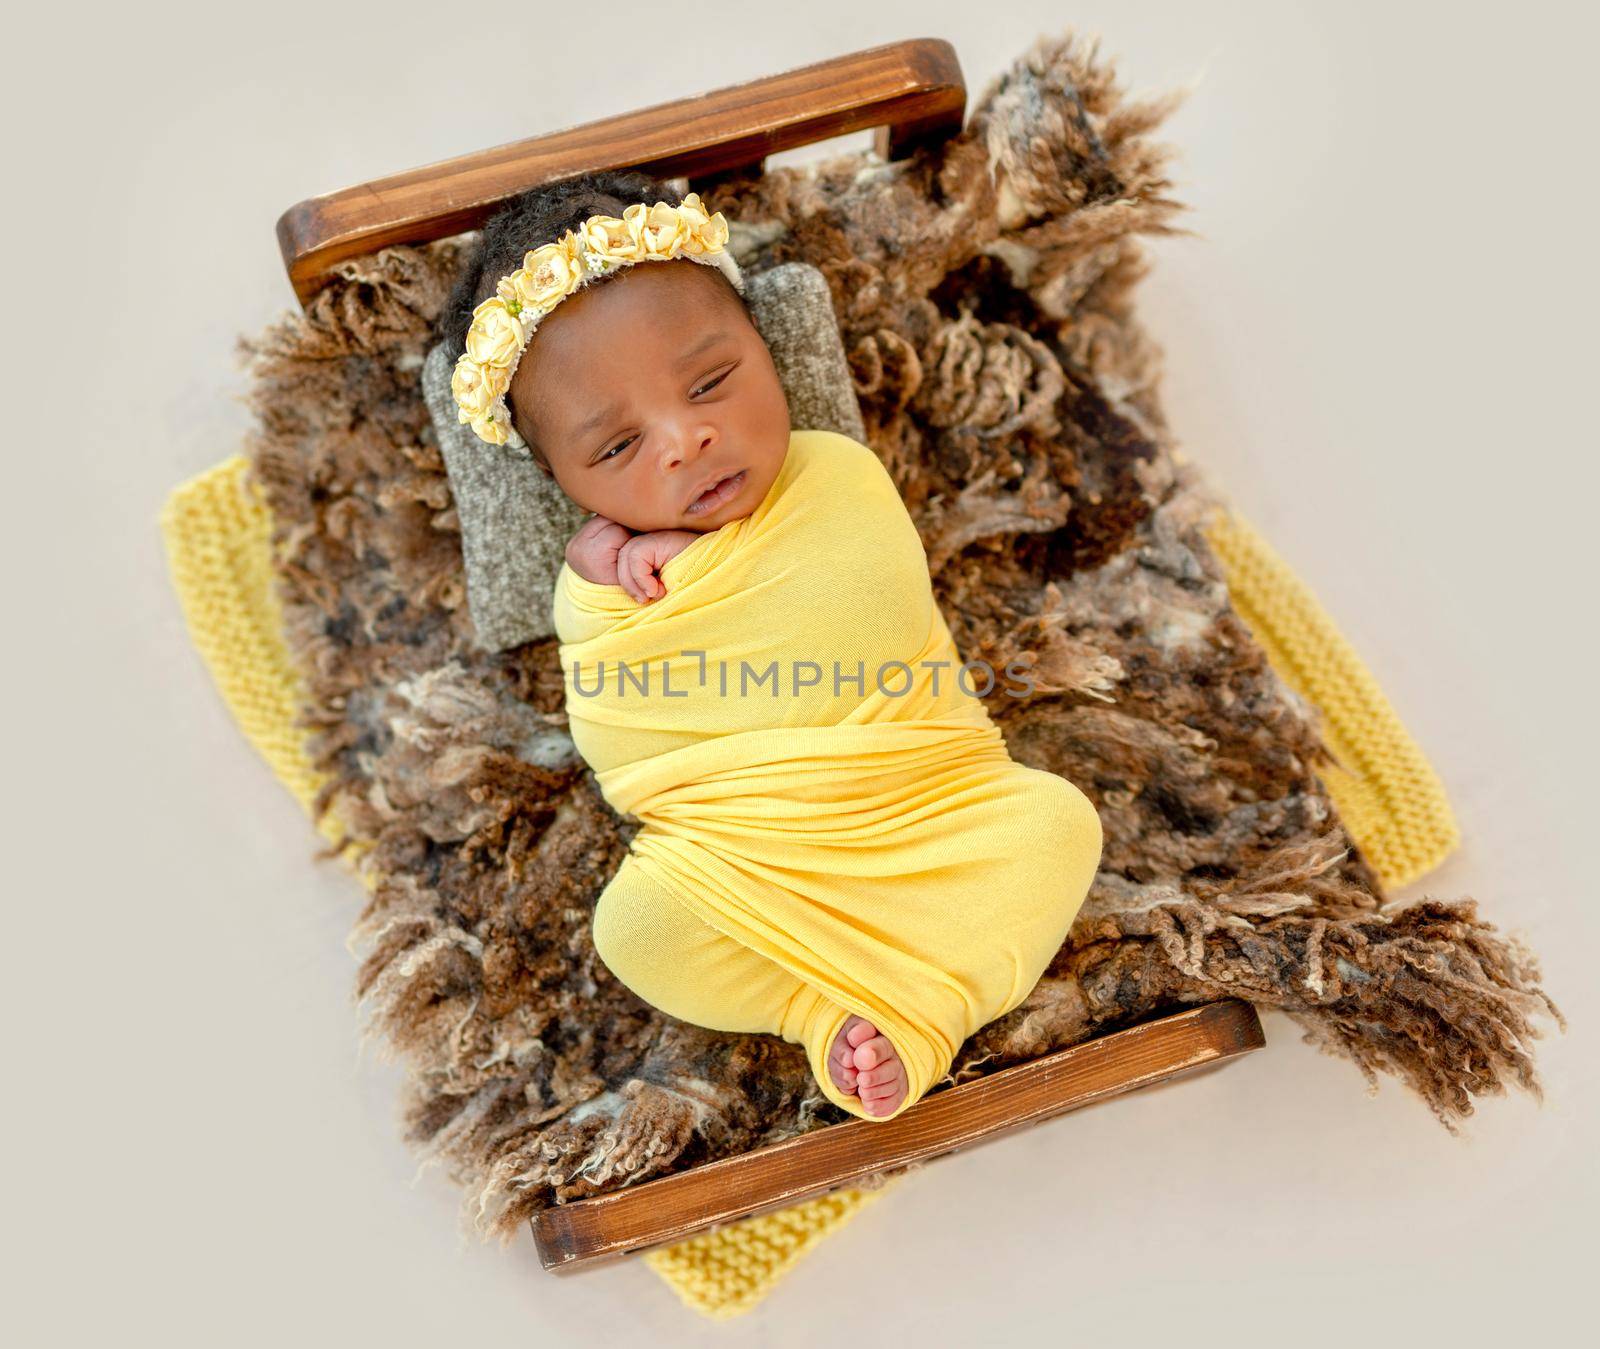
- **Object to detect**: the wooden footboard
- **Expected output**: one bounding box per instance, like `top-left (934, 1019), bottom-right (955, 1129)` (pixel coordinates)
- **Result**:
top-left (533, 999), bottom-right (1265, 1272)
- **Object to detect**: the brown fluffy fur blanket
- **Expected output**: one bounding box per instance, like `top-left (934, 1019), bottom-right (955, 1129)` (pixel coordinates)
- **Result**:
top-left (238, 29), bottom-right (1558, 1242)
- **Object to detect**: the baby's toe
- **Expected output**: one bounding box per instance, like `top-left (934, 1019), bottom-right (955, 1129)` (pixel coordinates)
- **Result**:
top-left (859, 1070), bottom-right (907, 1116)
top-left (851, 1032), bottom-right (909, 1116)
top-left (827, 1021), bottom-right (860, 1094)
top-left (857, 1062), bottom-right (896, 1089)
top-left (851, 1034), bottom-right (896, 1072)
top-left (844, 1017), bottom-right (879, 1050)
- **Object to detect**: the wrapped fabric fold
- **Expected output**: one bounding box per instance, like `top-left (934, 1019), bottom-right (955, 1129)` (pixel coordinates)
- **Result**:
top-left (554, 429), bottom-right (1104, 1120)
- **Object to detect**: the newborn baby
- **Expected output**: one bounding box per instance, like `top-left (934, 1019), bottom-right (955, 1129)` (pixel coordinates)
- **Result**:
top-left (509, 235), bottom-right (1102, 1121)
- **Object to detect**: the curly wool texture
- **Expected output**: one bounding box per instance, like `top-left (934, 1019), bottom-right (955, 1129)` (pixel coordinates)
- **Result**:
top-left (239, 30), bottom-right (1558, 1243)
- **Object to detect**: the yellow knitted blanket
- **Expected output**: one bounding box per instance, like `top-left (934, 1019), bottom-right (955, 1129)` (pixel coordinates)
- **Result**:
top-left (159, 451), bottom-right (1458, 1318)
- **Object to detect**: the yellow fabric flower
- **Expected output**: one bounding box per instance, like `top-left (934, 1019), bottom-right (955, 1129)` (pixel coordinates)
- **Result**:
top-left (581, 212), bottom-right (645, 264)
top-left (464, 297), bottom-right (526, 369)
top-left (469, 405), bottom-right (511, 446)
top-left (674, 191), bottom-right (726, 255)
top-left (627, 201), bottom-right (691, 257)
top-left (498, 235), bottom-right (585, 315)
top-left (686, 207), bottom-right (730, 257)
top-left (450, 357), bottom-right (510, 421)
top-left (676, 191), bottom-right (712, 231)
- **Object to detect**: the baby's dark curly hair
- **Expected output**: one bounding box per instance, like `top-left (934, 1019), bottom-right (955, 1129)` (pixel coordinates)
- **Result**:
top-left (437, 169), bottom-right (750, 471)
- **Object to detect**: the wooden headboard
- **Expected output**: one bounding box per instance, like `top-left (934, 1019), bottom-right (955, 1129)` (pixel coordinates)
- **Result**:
top-left (276, 38), bottom-right (966, 309)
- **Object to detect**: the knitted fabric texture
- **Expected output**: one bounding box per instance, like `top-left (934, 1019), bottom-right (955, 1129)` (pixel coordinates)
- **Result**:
top-left (1199, 497), bottom-right (1460, 889)
top-left (197, 24), bottom-right (1556, 1271)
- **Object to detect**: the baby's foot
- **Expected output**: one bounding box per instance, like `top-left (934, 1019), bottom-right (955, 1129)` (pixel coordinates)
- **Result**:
top-left (832, 1015), bottom-right (907, 1117)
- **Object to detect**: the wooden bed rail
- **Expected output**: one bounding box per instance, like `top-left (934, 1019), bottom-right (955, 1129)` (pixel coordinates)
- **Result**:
top-left (276, 37), bottom-right (965, 308)
top-left (533, 1001), bottom-right (1266, 1273)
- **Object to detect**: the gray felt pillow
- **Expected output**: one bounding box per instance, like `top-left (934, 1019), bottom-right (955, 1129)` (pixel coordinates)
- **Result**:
top-left (421, 260), bottom-right (866, 653)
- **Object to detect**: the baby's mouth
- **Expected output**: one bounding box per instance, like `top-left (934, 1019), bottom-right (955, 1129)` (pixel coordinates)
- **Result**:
top-left (685, 468), bottom-right (747, 516)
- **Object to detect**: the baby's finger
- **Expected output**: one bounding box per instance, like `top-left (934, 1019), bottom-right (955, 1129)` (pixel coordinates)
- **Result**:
top-left (634, 550), bottom-right (666, 602)
top-left (623, 549), bottom-right (654, 603)
top-left (613, 551), bottom-right (641, 602)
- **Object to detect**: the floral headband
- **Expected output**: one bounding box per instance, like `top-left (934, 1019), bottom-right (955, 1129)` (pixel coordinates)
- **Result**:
top-left (450, 190), bottom-right (744, 449)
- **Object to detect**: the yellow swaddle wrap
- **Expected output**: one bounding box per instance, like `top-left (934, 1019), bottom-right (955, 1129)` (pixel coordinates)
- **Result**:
top-left (553, 428), bottom-right (1104, 1122)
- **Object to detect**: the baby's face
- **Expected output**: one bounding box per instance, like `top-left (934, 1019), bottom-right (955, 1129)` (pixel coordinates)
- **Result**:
top-left (510, 260), bottom-right (792, 533)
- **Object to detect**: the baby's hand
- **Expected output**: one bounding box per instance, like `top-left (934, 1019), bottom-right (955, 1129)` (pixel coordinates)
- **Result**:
top-left (616, 530), bottom-right (700, 603)
top-left (565, 513), bottom-right (634, 587)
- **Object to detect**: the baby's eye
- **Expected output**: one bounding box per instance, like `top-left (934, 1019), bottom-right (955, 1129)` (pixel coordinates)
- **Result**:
top-left (596, 367), bottom-right (733, 462)
top-left (692, 368), bottom-right (733, 397)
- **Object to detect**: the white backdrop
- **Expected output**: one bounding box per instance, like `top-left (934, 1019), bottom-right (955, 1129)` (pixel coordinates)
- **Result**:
top-left (4, 2), bottom-right (1594, 1344)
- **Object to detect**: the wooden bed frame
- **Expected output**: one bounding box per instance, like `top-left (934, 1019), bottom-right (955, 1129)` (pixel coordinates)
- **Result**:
top-left (278, 39), bottom-right (966, 307)
top-left (534, 1001), bottom-right (1264, 1272)
top-left (274, 38), bottom-right (1269, 1271)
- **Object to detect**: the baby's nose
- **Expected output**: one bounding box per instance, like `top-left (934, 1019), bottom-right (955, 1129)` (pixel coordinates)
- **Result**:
top-left (662, 427), bottom-right (717, 468)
